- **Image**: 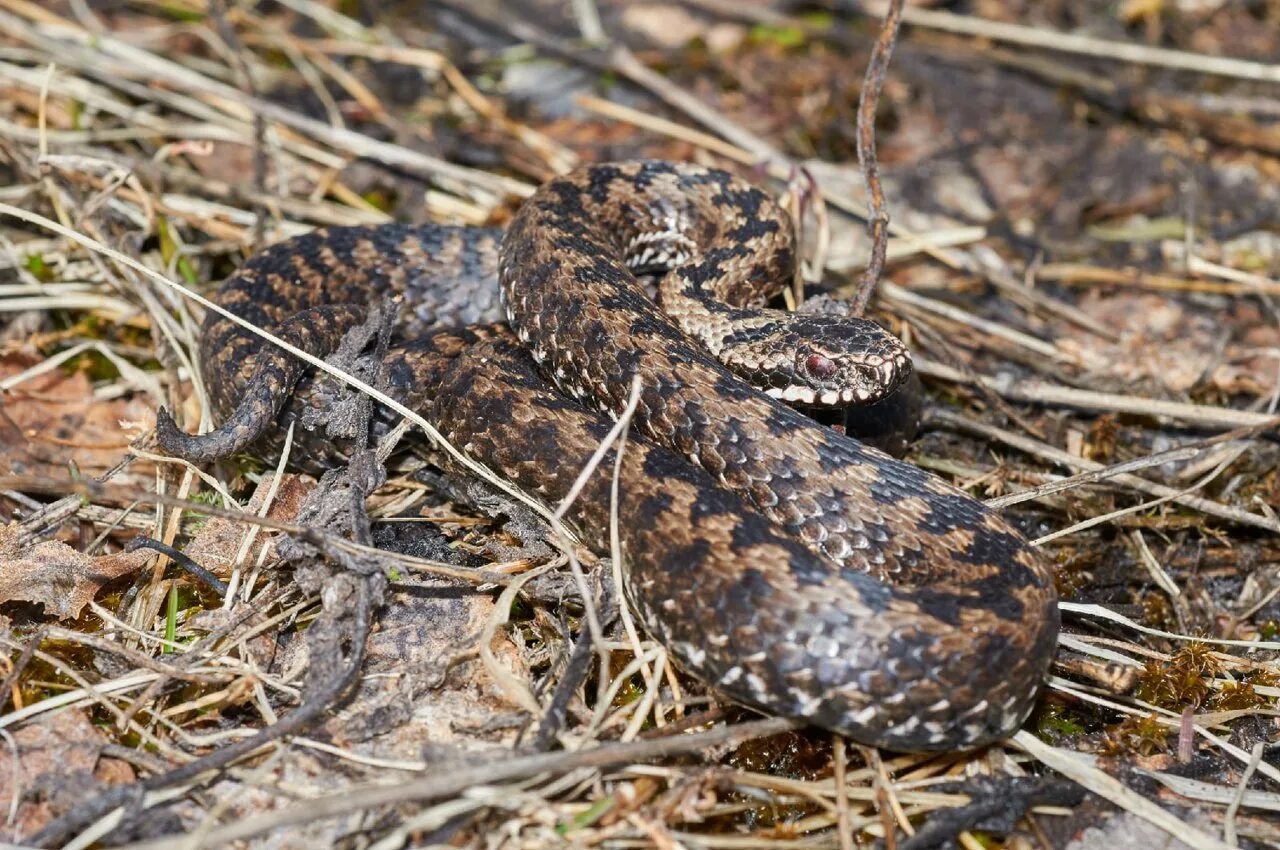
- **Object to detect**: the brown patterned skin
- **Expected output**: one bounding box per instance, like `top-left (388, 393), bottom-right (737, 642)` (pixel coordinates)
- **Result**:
top-left (157, 161), bottom-right (1058, 751)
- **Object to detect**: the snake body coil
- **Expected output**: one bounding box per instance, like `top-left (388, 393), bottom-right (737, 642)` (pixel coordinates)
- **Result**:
top-left (158, 161), bottom-right (1058, 751)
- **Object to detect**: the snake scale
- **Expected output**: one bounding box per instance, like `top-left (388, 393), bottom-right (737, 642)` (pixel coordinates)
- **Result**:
top-left (157, 160), bottom-right (1059, 751)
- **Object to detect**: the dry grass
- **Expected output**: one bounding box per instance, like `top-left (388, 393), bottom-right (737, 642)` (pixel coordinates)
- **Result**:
top-left (0, 1), bottom-right (1278, 848)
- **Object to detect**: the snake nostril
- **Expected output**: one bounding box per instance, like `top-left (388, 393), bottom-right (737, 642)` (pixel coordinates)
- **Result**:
top-left (804, 353), bottom-right (837, 381)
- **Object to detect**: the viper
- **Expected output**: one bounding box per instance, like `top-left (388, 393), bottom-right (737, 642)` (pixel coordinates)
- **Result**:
top-left (157, 160), bottom-right (1058, 751)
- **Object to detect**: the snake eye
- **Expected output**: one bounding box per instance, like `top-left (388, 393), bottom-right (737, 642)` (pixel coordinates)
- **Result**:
top-left (803, 353), bottom-right (837, 381)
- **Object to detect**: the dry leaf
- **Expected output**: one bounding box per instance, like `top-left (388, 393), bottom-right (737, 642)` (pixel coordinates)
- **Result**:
top-left (0, 708), bottom-right (135, 838)
top-left (1054, 292), bottom-right (1219, 393)
top-left (621, 4), bottom-right (708, 49)
top-left (0, 524), bottom-right (153, 620)
top-left (182, 474), bottom-right (311, 578)
top-left (0, 353), bottom-right (155, 477)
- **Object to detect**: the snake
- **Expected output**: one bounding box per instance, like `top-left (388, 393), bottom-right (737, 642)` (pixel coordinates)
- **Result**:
top-left (156, 160), bottom-right (1059, 751)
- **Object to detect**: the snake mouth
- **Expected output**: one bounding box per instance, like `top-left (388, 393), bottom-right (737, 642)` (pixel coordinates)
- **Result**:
top-left (766, 385), bottom-right (874, 405)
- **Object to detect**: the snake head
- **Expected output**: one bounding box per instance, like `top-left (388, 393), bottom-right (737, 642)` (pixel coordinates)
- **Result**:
top-left (720, 314), bottom-right (913, 409)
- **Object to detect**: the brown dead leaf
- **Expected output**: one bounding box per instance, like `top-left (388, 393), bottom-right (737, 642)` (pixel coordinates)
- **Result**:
top-left (182, 474), bottom-right (311, 578)
top-left (0, 353), bottom-right (155, 477)
top-left (1054, 293), bottom-right (1280, 399)
top-left (0, 524), bottom-right (153, 620)
top-left (184, 139), bottom-right (259, 186)
top-left (1055, 292), bottom-right (1219, 392)
top-left (621, 3), bottom-right (709, 48)
top-left (321, 585), bottom-right (530, 756)
top-left (0, 708), bottom-right (135, 838)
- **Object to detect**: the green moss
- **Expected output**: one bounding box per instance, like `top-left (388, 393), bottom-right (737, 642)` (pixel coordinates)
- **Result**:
top-left (25, 253), bottom-right (53, 281)
top-left (1137, 642), bottom-right (1220, 709)
top-left (147, 2), bottom-right (205, 23)
top-left (556, 795), bottom-right (615, 834)
top-left (748, 23), bottom-right (807, 50)
top-left (1035, 702), bottom-right (1086, 738)
top-left (181, 488), bottom-right (224, 535)
top-left (1100, 713), bottom-right (1170, 757)
top-left (65, 348), bottom-right (120, 383)
top-left (156, 215), bottom-right (199, 285)
top-left (1212, 679), bottom-right (1265, 711)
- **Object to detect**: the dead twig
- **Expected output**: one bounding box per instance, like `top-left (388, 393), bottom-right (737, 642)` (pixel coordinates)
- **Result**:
top-left (30, 553), bottom-right (377, 849)
top-left (851, 0), bottom-right (904, 315)
top-left (117, 717), bottom-right (801, 850)
top-left (929, 408), bottom-right (1280, 533)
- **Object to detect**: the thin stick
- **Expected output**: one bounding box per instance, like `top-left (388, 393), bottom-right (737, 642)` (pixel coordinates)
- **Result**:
top-left (985, 417), bottom-right (1278, 510)
top-left (31, 579), bottom-right (376, 848)
top-left (0, 7), bottom-right (531, 202)
top-left (852, 0), bottom-right (905, 315)
top-left (1030, 447), bottom-right (1241, 545)
top-left (442, 4), bottom-right (781, 163)
top-left (858, 1), bottom-right (1280, 85)
top-left (1013, 731), bottom-right (1234, 850)
top-left (688, 0), bottom-right (1280, 86)
top-left (113, 717), bottom-right (801, 850)
top-left (916, 358), bottom-right (1280, 431)
top-left (833, 737), bottom-right (855, 850)
top-left (1223, 742), bottom-right (1265, 847)
top-left (930, 409), bottom-right (1280, 533)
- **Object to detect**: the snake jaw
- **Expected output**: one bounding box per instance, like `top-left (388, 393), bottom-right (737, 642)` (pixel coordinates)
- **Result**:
top-left (716, 313), bottom-right (916, 411)
top-left (758, 335), bottom-right (913, 409)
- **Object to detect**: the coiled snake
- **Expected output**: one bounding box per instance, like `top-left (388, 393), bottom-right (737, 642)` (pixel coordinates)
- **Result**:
top-left (157, 160), bottom-right (1058, 751)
